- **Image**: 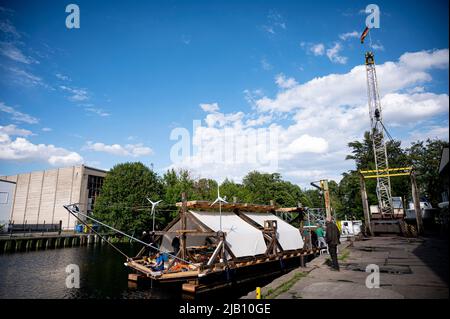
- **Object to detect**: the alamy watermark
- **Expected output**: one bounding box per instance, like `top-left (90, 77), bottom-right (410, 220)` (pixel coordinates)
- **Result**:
top-left (365, 4), bottom-right (380, 29)
top-left (365, 264), bottom-right (380, 288)
top-left (65, 264), bottom-right (80, 288)
top-left (65, 4), bottom-right (80, 29)
top-left (169, 120), bottom-right (279, 171)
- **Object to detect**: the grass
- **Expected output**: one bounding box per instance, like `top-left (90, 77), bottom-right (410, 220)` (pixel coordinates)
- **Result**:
top-left (262, 271), bottom-right (307, 299)
top-left (338, 248), bottom-right (350, 261)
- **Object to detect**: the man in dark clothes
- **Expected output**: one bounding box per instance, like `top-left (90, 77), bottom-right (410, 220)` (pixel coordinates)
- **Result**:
top-left (325, 218), bottom-right (341, 271)
top-left (171, 235), bottom-right (180, 255)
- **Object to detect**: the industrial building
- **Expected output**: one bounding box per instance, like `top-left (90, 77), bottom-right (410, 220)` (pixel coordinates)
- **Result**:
top-left (0, 165), bottom-right (107, 231)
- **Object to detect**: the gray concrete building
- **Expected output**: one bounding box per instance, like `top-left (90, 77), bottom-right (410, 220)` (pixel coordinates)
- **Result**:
top-left (0, 165), bottom-right (107, 230)
top-left (0, 179), bottom-right (16, 230)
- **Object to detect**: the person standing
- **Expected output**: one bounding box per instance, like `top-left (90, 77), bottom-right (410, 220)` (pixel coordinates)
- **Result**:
top-left (315, 223), bottom-right (327, 248)
top-left (325, 218), bottom-right (341, 271)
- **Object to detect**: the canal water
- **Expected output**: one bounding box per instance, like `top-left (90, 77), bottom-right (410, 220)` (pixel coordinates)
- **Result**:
top-left (0, 244), bottom-right (278, 299)
top-left (0, 244), bottom-right (177, 299)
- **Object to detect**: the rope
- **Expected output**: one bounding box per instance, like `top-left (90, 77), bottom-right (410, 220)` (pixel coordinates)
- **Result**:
top-left (63, 204), bottom-right (197, 267)
top-left (68, 207), bottom-right (131, 260)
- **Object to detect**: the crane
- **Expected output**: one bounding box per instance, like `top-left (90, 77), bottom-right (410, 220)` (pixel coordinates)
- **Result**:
top-left (364, 51), bottom-right (394, 217)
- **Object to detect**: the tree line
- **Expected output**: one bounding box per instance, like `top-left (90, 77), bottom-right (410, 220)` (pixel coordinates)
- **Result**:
top-left (93, 134), bottom-right (448, 234)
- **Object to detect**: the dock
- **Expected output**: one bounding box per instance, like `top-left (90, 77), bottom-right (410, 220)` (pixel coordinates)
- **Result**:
top-left (0, 232), bottom-right (130, 254)
top-left (242, 236), bottom-right (449, 299)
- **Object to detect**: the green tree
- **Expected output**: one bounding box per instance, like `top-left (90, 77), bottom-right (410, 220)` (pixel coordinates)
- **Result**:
top-left (93, 162), bottom-right (164, 234)
top-left (407, 139), bottom-right (449, 206)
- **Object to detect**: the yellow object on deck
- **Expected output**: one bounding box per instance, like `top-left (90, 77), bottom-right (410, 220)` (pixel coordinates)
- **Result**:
top-left (256, 287), bottom-right (261, 299)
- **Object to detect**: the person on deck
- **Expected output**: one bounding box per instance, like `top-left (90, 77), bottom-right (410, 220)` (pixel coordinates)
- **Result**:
top-left (325, 218), bottom-right (341, 271)
top-left (315, 223), bottom-right (327, 248)
top-left (171, 235), bottom-right (180, 255)
top-left (151, 252), bottom-right (165, 272)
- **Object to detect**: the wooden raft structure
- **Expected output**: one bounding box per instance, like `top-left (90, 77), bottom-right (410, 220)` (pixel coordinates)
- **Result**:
top-left (125, 196), bottom-right (318, 294)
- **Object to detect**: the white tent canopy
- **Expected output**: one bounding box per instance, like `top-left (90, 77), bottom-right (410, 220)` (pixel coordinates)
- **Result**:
top-left (189, 210), bottom-right (267, 258)
top-left (243, 212), bottom-right (304, 251)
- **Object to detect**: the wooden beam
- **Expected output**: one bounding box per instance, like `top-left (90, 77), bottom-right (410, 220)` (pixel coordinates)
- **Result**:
top-left (410, 172), bottom-right (423, 235)
top-left (180, 192), bottom-right (187, 260)
top-left (359, 173), bottom-right (373, 236)
top-left (176, 200), bottom-right (278, 212)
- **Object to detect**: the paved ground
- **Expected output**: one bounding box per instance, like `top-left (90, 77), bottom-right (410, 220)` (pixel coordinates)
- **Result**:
top-left (242, 236), bottom-right (449, 299)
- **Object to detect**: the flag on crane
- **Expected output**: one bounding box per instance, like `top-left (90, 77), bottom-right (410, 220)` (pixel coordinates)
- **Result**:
top-left (360, 26), bottom-right (370, 43)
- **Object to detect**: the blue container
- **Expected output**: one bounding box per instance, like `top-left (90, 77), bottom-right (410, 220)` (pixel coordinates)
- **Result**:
top-left (75, 224), bottom-right (83, 233)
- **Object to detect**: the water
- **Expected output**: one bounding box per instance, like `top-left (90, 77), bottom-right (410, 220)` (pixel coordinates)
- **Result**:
top-left (0, 244), bottom-right (292, 299)
top-left (0, 244), bottom-right (180, 299)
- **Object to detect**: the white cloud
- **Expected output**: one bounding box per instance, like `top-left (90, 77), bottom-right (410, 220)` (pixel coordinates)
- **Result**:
top-left (85, 141), bottom-right (153, 157)
top-left (382, 92), bottom-right (449, 125)
top-left (263, 10), bottom-right (286, 35)
top-left (200, 103), bottom-right (219, 113)
top-left (310, 43), bottom-right (325, 56)
top-left (0, 42), bottom-right (36, 64)
top-left (5, 67), bottom-right (45, 87)
top-left (339, 31), bottom-right (359, 41)
top-left (0, 134), bottom-right (83, 166)
top-left (287, 134), bottom-right (329, 155)
top-left (255, 49), bottom-right (449, 113)
top-left (399, 49), bottom-right (449, 70)
top-left (0, 124), bottom-right (32, 136)
top-left (0, 20), bottom-right (20, 38)
top-left (326, 42), bottom-right (347, 64)
top-left (59, 85), bottom-right (89, 101)
top-left (372, 42), bottom-right (384, 51)
top-left (275, 74), bottom-right (298, 89)
top-left (42, 127), bottom-right (52, 132)
top-left (85, 107), bottom-right (110, 117)
top-left (261, 58), bottom-right (272, 70)
top-left (169, 49), bottom-right (449, 186)
top-left (55, 73), bottom-right (70, 81)
top-left (0, 101), bottom-right (39, 124)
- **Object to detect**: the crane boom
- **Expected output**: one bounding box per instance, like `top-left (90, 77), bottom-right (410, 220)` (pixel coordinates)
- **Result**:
top-left (364, 51), bottom-right (393, 216)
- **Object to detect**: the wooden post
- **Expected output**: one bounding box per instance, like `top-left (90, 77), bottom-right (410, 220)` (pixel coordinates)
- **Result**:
top-left (321, 180), bottom-right (332, 221)
top-left (410, 172), bottom-right (423, 235)
top-left (359, 174), bottom-right (372, 236)
top-left (180, 192), bottom-right (187, 260)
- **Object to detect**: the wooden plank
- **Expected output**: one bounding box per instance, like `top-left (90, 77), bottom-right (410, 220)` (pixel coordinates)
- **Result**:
top-left (176, 200), bottom-right (278, 212)
top-left (160, 270), bottom-right (199, 279)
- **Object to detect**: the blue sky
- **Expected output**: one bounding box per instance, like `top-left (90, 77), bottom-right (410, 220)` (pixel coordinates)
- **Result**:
top-left (0, 0), bottom-right (448, 186)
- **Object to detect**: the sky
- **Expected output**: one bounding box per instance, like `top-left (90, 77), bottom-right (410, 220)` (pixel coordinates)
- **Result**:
top-left (0, 0), bottom-right (448, 187)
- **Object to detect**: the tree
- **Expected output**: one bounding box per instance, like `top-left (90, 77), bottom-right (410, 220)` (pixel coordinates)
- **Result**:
top-left (407, 139), bottom-right (449, 206)
top-left (93, 162), bottom-right (164, 234)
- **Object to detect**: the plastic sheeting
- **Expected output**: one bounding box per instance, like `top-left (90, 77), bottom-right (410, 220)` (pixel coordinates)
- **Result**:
top-left (160, 215), bottom-right (208, 253)
top-left (189, 210), bottom-right (267, 258)
top-left (243, 212), bottom-right (304, 250)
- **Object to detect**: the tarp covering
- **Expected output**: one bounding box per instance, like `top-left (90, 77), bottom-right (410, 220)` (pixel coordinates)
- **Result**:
top-left (160, 216), bottom-right (208, 253)
top-left (243, 212), bottom-right (304, 250)
top-left (189, 210), bottom-right (267, 258)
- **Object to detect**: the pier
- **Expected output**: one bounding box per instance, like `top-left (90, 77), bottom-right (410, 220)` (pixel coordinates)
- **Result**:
top-left (0, 232), bottom-right (131, 254)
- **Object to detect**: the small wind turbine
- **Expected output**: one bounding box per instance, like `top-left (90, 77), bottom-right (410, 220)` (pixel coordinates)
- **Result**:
top-left (211, 184), bottom-right (227, 231)
top-left (146, 198), bottom-right (162, 233)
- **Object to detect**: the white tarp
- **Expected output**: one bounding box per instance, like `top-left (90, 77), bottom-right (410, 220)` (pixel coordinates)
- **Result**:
top-left (189, 210), bottom-right (267, 258)
top-left (160, 216), bottom-right (208, 253)
top-left (244, 212), bottom-right (304, 250)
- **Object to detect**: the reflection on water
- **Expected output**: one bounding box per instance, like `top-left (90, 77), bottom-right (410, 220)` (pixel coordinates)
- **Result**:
top-left (0, 244), bottom-right (180, 299)
top-left (0, 244), bottom-right (289, 299)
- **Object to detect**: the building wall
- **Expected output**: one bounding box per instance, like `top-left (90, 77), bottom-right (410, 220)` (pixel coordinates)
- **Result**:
top-left (0, 180), bottom-right (16, 226)
top-left (0, 165), bottom-right (106, 230)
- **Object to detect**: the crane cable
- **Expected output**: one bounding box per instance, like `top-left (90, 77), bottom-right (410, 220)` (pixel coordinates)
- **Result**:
top-left (63, 204), bottom-right (197, 267)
